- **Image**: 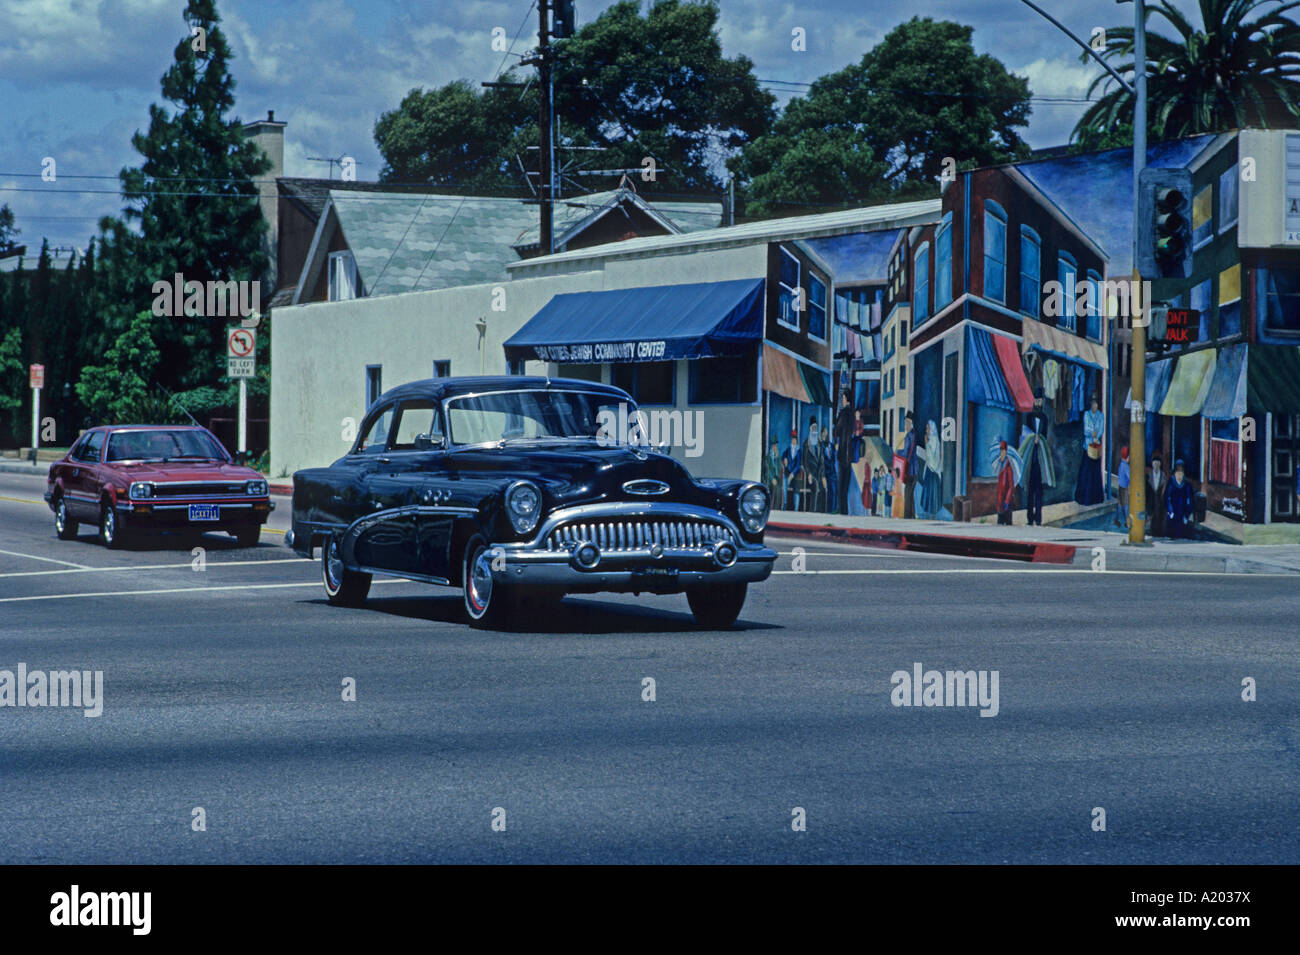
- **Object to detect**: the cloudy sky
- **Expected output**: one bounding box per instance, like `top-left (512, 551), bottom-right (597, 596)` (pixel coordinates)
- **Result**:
top-left (0, 0), bottom-right (1204, 251)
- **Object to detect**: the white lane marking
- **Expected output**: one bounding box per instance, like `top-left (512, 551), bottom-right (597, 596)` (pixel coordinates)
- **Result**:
top-left (0, 548), bottom-right (90, 569)
top-left (0, 578), bottom-right (406, 603)
top-left (774, 568), bottom-right (1296, 578)
top-left (0, 557), bottom-right (310, 579)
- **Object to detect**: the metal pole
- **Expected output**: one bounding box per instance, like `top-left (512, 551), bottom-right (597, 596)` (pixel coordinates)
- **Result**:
top-left (538, 0), bottom-right (554, 255)
top-left (30, 384), bottom-right (40, 464)
top-left (238, 378), bottom-right (247, 458)
top-left (1128, 0), bottom-right (1148, 544)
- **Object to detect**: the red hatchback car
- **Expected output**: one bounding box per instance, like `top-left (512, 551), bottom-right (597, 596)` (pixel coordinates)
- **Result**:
top-left (45, 425), bottom-right (274, 548)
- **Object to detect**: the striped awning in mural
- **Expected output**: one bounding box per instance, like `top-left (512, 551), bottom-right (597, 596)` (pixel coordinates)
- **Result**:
top-left (1124, 356), bottom-right (1175, 411)
top-left (1201, 344), bottom-right (1248, 420)
top-left (965, 326), bottom-right (1016, 411)
top-left (762, 344), bottom-right (832, 407)
top-left (991, 333), bottom-right (1034, 412)
top-left (1247, 345), bottom-right (1300, 414)
top-left (1159, 348), bottom-right (1217, 417)
top-left (1020, 317), bottom-right (1108, 369)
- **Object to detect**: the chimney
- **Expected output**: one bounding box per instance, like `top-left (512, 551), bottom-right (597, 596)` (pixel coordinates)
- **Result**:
top-left (243, 110), bottom-right (287, 290)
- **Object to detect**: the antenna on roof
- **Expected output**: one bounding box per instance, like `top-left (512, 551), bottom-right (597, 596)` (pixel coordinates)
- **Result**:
top-left (306, 155), bottom-right (361, 180)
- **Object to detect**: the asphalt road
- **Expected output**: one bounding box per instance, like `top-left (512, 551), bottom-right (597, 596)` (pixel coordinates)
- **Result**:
top-left (0, 472), bottom-right (1295, 864)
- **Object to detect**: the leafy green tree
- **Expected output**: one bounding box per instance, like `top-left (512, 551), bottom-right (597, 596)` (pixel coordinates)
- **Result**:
top-left (733, 18), bottom-right (1031, 217)
top-left (0, 327), bottom-right (23, 444)
top-left (94, 0), bottom-right (269, 393)
top-left (76, 311), bottom-right (165, 424)
top-left (0, 204), bottom-right (19, 256)
top-left (1075, 0), bottom-right (1300, 144)
top-left (376, 0), bottom-right (775, 195)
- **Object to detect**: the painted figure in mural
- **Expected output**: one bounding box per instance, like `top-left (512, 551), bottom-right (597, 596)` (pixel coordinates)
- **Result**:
top-left (996, 439), bottom-right (1016, 525)
top-left (782, 427), bottom-right (801, 511)
top-left (834, 390), bottom-right (854, 515)
top-left (821, 427), bottom-right (838, 516)
top-left (762, 435), bottom-right (784, 513)
top-left (804, 418), bottom-right (825, 513)
top-left (1074, 396), bottom-right (1105, 506)
top-left (916, 419), bottom-right (944, 519)
top-left (870, 467), bottom-right (880, 516)
top-left (1018, 389), bottom-right (1054, 526)
top-left (1165, 458), bottom-right (1196, 539)
top-left (1147, 453), bottom-right (1168, 537)
top-left (900, 412), bottom-right (918, 518)
top-left (1116, 446), bottom-right (1131, 530)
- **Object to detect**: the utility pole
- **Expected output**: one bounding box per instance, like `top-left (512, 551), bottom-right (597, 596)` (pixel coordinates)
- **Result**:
top-left (537, 0), bottom-right (555, 256)
top-left (1128, 0), bottom-right (1149, 544)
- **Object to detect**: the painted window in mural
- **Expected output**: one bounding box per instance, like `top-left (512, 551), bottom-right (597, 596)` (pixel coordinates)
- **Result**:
top-left (935, 214), bottom-right (953, 310)
top-left (1262, 267), bottom-right (1300, 334)
top-left (914, 242), bottom-right (931, 322)
top-left (984, 201), bottom-right (1007, 304)
top-left (778, 247), bottom-right (800, 331)
top-left (1219, 263), bottom-right (1242, 338)
top-left (809, 274), bottom-right (827, 342)
top-left (1218, 166), bottom-right (1238, 234)
top-left (1192, 184), bottom-right (1213, 248)
top-left (1209, 418), bottom-right (1240, 485)
top-left (1058, 252), bottom-right (1077, 332)
top-left (1019, 226), bottom-right (1040, 318)
top-left (1086, 270), bottom-right (1103, 341)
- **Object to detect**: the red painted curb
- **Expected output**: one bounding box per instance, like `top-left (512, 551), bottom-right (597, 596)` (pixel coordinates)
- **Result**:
top-left (270, 483), bottom-right (292, 496)
top-left (767, 521), bottom-right (1077, 564)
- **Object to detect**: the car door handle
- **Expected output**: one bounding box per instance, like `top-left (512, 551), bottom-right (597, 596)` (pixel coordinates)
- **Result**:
top-left (376, 457), bottom-right (391, 465)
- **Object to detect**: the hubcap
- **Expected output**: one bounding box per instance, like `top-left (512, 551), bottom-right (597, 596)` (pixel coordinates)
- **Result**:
top-left (55, 502), bottom-right (66, 532)
top-left (467, 546), bottom-right (494, 614)
top-left (326, 540), bottom-right (344, 590)
top-left (102, 508), bottom-right (114, 542)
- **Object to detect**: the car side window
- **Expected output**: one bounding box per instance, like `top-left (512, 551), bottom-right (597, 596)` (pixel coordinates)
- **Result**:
top-left (356, 406), bottom-right (395, 453)
top-left (389, 401), bottom-right (442, 450)
top-left (82, 432), bottom-right (105, 463)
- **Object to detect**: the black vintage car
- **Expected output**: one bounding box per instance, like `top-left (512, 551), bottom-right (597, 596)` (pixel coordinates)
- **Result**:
top-left (288, 376), bottom-right (776, 628)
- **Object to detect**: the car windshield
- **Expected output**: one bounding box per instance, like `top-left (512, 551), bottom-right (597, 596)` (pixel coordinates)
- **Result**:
top-left (444, 389), bottom-right (636, 447)
top-left (106, 429), bottom-right (229, 463)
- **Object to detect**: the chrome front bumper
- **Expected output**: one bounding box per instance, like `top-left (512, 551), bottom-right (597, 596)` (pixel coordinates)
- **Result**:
top-left (489, 502), bottom-right (776, 593)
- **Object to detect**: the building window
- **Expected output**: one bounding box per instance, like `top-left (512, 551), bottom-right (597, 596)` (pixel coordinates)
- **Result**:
top-left (983, 201), bottom-right (1007, 304)
top-left (1058, 252), bottom-right (1078, 332)
top-left (329, 250), bottom-right (358, 301)
top-left (689, 350), bottom-right (757, 404)
top-left (1019, 226), bottom-right (1041, 318)
top-left (365, 365), bottom-right (382, 409)
top-left (1218, 166), bottom-right (1238, 234)
top-left (1085, 269), bottom-right (1103, 341)
top-left (913, 242), bottom-right (931, 322)
top-left (507, 359), bottom-right (526, 375)
top-left (1192, 184), bottom-right (1213, 248)
top-left (1261, 266), bottom-right (1300, 335)
top-left (899, 364), bottom-right (906, 390)
top-left (1218, 263), bottom-right (1242, 337)
top-left (432, 359), bottom-right (451, 378)
top-left (778, 247), bottom-right (801, 331)
top-left (809, 274), bottom-right (828, 342)
top-left (935, 214), bottom-right (953, 310)
top-left (612, 361), bottom-right (675, 406)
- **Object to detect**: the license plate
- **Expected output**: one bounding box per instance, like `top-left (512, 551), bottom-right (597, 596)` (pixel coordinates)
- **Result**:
top-left (634, 567), bottom-right (677, 578)
top-left (188, 504), bottom-right (220, 521)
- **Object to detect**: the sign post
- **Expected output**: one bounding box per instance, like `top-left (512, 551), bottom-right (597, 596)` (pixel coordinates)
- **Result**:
top-left (226, 328), bottom-right (256, 459)
top-left (29, 364), bottom-right (44, 464)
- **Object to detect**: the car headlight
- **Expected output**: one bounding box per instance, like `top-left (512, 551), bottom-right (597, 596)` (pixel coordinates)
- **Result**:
top-left (246, 480), bottom-right (268, 496)
top-left (739, 483), bottom-right (769, 534)
top-left (128, 481), bottom-right (154, 500)
top-left (505, 481), bottom-right (542, 534)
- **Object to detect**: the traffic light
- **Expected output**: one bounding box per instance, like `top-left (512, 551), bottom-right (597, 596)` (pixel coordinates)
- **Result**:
top-left (553, 0), bottom-right (576, 38)
top-left (1137, 168), bottom-right (1193, 279)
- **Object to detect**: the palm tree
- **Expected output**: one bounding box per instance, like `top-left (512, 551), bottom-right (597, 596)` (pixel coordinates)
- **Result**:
top-left (1074, 0), bottom-right (1300, 143)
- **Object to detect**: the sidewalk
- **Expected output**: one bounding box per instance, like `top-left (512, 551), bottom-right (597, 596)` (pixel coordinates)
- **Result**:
top-left (768, 508), bottom-right (1300, 575)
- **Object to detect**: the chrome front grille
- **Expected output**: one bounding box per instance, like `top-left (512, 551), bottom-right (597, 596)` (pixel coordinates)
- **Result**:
top-left (153, 482), bottom-right (247, 497)
top-left (545, 517), bottom-right (734, 552)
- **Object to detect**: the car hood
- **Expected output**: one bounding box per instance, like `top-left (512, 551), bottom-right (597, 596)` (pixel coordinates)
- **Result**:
top-left (447, 442), bottom-right (718, 508)
top-left (104, 461), bottom-right (263, 483)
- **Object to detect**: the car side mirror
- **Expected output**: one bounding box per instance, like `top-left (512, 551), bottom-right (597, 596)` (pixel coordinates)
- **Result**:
top-left (415, 432), bottom-right (444, 451)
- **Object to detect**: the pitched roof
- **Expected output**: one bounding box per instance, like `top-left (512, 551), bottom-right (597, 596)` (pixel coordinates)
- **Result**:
top-left (512, 189), bottom-right (723, 250)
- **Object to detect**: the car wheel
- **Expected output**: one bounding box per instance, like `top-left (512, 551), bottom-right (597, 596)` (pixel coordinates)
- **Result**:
top-left (687, 583), bottom-right (747, 629)
top-left (321, 537), bottom-right (371, 606)
top-left (99, 502), bottom-right (126, 549)
top-left (232, 527), bottom-right (261, 548)
top-left (462, 535), bottom-right (513, 629)
top-left (54, 496), bottom-right (79, 540)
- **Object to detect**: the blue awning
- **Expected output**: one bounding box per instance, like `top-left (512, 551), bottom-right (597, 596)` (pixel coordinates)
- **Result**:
top-left (504, 278), bottom-right (764, 364)
top-left (1202, 344), bottom-right (1247, 420)
top-left (965, 326), bottom-right (1016, 411)
top-left (1124, 356), bottom-right (1175, 412)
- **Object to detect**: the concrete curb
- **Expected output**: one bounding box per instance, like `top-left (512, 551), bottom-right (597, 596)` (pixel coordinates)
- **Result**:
top-left (768, 521), bottom-right (1077, 564)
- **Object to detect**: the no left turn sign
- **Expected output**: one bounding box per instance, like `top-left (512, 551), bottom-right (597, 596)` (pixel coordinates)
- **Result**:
top-left (228, 327), bottom-right (256, 358)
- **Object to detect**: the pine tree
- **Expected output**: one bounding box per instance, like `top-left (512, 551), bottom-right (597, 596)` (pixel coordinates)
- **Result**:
top-left (95, 0), bottom-right (269, 393)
